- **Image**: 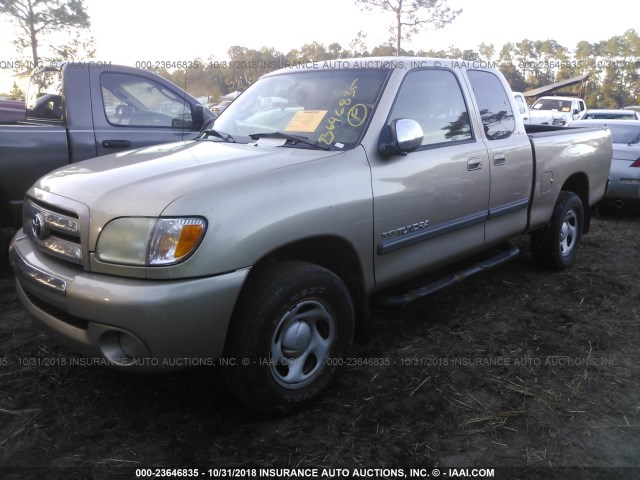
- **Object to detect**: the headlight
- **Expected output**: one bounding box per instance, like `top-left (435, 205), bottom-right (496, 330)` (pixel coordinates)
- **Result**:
top-left (148, 218), bottom-right (207, 265)
top-left (96, 217), bottom-right (206, 266)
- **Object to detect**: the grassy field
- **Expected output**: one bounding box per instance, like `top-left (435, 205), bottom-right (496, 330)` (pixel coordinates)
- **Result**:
top-left (1, 208), bottom-right (639, 480)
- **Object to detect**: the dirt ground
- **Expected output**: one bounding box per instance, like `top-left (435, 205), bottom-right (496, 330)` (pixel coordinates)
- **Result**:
top-left (0, 207), bottom-right (639, 480)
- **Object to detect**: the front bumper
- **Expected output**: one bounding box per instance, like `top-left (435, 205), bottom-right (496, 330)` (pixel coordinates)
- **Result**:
top-left (10, 232), bottom-right (250, 370)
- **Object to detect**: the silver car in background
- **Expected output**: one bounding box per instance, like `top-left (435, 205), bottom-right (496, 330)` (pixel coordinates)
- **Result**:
top-left (576, 109), bottom-right (640, 121)
top-left (571, 120), bottom-right (640, 207)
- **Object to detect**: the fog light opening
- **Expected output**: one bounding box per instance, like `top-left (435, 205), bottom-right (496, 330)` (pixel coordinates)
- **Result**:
top-left (99, 331), bottom-right (150, 366)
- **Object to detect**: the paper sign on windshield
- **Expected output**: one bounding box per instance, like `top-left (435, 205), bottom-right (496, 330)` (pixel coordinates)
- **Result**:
top-left (285, 110), bottom-right (327, 132)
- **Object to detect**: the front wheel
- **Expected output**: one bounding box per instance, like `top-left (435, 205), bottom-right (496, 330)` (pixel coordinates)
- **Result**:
top-left (530, 191), bottom-right (584, 271)
top-left (223, 261), bottom-right (354, 414)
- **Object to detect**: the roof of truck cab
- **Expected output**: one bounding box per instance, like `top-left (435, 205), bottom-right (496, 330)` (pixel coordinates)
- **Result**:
top-left (264, 57), bottom-right (498, 77)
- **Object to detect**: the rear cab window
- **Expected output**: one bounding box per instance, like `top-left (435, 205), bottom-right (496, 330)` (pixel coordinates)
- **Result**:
top-left (26, 69), bottom-right (64, 121)
top-left (467, 70), bottom-right (516, 140)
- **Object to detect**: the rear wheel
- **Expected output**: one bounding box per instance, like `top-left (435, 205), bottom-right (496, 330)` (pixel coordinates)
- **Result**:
top-left (223, 261), bottom-right (354, 415)
top-left (531, 191), bottom-right (584, 270)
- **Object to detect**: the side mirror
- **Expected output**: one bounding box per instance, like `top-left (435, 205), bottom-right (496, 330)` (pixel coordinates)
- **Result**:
top-left (192, 104), bottom-right (205, 130)
top-left (200, 117), bottom-right (216, 133)
top-left (378, 118), bottom-right (424, 156)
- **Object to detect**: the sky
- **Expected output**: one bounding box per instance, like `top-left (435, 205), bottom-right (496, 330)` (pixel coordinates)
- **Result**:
top-left (1, 0), bottom-right (639, 94)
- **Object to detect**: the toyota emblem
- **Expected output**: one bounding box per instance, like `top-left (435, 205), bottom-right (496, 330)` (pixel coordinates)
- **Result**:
top-left (31, 213), bottom-right (46, 239)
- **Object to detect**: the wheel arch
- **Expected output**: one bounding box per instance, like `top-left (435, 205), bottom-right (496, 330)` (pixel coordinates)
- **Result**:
top-left (243, 235), bottom-right (371, 344)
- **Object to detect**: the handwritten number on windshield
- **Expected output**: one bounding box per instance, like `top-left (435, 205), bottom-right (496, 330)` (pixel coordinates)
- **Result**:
top-left (319, 79), bottom-right (358, 145)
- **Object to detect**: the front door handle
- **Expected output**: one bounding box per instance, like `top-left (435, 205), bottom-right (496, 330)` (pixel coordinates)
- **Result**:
top-left (102, 140), bottom-right (132, 149)
top-left (467, 156), bottom-right (483, 171)
top-left (494, 154), bottom-right (506, 166)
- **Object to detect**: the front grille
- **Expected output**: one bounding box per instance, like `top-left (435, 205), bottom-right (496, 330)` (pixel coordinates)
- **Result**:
top-left (22, 287), bottom-right (89, 330)
top-left (23, 199), bottom-right (83, 266)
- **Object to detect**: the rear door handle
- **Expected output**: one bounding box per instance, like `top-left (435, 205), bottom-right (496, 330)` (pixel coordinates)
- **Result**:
top-left (494, 154), bottom-right (506, 166)
top-left (102, 140), bottom-right (132, 149)
top-left (467, 156), bottom-right (483, 171)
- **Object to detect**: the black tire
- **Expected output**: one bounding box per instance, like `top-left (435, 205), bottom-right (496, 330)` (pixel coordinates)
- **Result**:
top-left (223, 261), bottom-right (354, 415)
top-left (530, 191), bottom-right (584, 271)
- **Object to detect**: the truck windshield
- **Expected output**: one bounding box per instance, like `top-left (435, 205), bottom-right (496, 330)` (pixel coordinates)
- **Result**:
top-left (211, 69), bottom-right (390, 149)
top-left (532, 98), bottom-right (572, 112)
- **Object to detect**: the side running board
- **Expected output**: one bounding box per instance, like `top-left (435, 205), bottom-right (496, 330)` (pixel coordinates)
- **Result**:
top-left (375, 244), bottom-right (521, 307)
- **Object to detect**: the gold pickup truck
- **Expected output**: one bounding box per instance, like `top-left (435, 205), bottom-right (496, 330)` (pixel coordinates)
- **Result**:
top-left (9, 58), bottom-right (612, 414)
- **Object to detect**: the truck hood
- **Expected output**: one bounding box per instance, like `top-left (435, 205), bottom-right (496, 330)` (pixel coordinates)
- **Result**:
top-left (33, 140), bottom-right (343, 218)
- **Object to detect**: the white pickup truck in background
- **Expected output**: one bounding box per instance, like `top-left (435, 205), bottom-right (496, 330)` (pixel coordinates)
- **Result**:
top-left (529, 95), bottom-right (586, 126)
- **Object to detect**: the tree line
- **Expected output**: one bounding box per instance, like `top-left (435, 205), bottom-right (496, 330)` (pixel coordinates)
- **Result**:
top-left (1, 1), bottom-right (639, 107)
top-left (155, 30), bottom-right (640, 108)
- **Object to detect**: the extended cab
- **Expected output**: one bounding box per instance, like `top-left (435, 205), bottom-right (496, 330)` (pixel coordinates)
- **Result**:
top-left (529, 95), bottom-right (586, 126)
top-left (9, 58), bottom-right (612, 414)
top-left (0, 62), bottom-right (214, 230)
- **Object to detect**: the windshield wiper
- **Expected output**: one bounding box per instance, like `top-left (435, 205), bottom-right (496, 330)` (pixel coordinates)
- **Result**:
top-left (200, 128), bottom-right (236, 143)
top-left (249, 132), bottom-right (331, 151)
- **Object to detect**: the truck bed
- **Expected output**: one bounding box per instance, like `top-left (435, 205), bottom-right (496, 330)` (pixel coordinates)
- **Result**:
top-left (525, 123), bottom-right (612, 231)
